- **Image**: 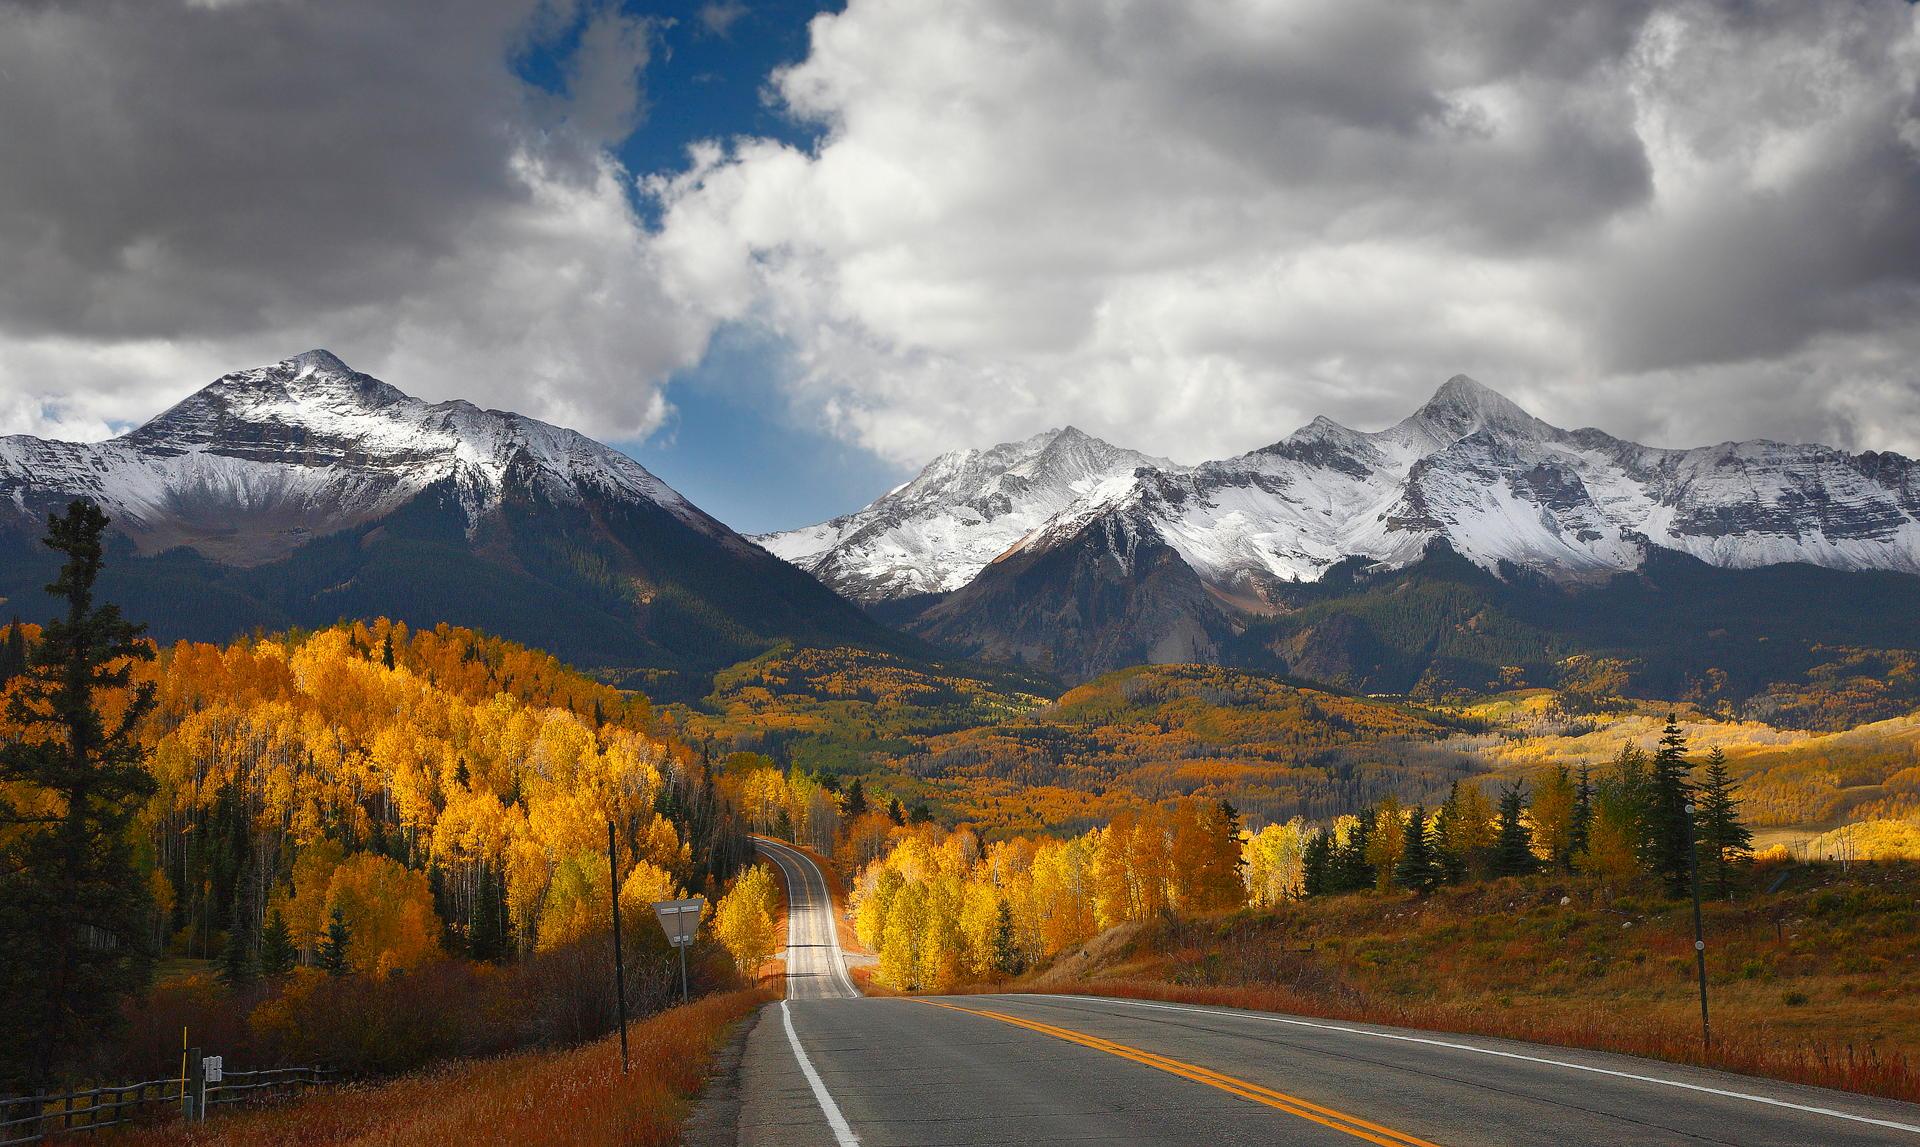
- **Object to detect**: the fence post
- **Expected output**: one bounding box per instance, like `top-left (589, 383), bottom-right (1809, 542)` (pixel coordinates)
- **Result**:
top-left (184, 1048), bottom-right (203, 1122)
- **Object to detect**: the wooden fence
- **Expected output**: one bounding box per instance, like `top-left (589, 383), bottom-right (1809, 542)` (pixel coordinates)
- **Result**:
top-left (0, 1065), bottom-right (333, 1144)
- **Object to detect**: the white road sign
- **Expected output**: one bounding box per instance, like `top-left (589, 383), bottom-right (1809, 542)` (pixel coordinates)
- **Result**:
top-left (652, 897), bottom-right (705, 947)
top-left (203, 1056), bottom-right (222, 1083)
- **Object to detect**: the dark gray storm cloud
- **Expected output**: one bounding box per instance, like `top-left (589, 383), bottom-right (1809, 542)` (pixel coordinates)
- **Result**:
top-left (0, 0), bottom-right (701, 440)
top-left (0, 0), bottom-right (1916, 471)
top-left (650, 0), bottom-right (1920, 464)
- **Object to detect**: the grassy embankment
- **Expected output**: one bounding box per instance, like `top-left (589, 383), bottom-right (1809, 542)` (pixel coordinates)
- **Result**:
top-left (1024, 860), bottom-right (1920, 1101)
top-left (97, 989), bottom-right (772, 1147)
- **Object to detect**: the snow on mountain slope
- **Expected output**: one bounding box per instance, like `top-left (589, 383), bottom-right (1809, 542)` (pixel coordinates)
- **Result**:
top-left (0, 349), bottom-right (735, 566)
top-left (755, 426), bottom-right (1176, 600)
top-left (767, 375), bottom-right (1920, 604)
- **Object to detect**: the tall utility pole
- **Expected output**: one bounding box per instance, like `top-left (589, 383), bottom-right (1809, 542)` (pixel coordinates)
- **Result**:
top-left (1685, 801), bottom-right (1709, 1049)
top-left (607, 820), bottom-right (630, 1073)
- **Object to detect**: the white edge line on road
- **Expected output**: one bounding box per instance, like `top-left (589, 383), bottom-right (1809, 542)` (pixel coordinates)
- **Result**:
top-left (757, 838), bottom-right (860, 999)
top-left (782, 999), bottom-right (860, 1147)
top-left (1041, 994), bottom-right (1920, 1136)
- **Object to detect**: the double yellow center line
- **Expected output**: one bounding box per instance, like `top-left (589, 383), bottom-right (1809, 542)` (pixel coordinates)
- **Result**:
top-left (917, 1000), bottom-right (1441, 1147)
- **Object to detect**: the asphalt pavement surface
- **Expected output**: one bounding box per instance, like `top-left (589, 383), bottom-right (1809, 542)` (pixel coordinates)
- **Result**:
top-left (740, 838), bottom-right (1920, 1145)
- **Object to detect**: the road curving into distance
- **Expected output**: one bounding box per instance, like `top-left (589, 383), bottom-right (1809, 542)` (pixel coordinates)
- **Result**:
top-left (737, 839), bottom-right (1920, 1146)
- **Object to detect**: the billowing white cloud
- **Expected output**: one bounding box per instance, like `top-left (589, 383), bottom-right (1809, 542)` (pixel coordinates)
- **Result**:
top-left (650, 0), bottom-right (1920, 466)
top-left (0, 0), bottom-right (702, 442)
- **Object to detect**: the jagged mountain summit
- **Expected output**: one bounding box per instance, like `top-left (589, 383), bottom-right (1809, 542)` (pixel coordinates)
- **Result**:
top-left (0, 351), bottom-right (900, 691)
top-left (756, 425), bottom-right (1176, 600)
top-left (2, 349), bottom-right (730, 566)
top-left (772, 375), bottom-right (1920, 606)
top-left (766, 376), bottom-right (1920, 683)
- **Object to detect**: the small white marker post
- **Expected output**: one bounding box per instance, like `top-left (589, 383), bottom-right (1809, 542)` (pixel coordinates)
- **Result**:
top-left (653, 897), bottom-right (705, 1005)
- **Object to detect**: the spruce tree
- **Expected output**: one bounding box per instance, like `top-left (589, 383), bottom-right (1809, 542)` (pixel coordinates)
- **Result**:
top-left (1332, 811), bottom-right (1375, 893)
top-left (1491, 782), bottom-right (1540, 877)
top-left (1695, 747), bottom-right (1752, 898)
top-left (843, 777), bottom-right (868, 819)
top-left (317, 905), bottom-right (353, 976)
top-left (381, 631), bottom-right (396, 670)
top-left (218, 892), bottom-right (259, 989)
top-left (1646, 715), bottom-right (1696, 896)
top-left (469, 865), bottom-right (505, 963)
top-left (0, 617), bottom-right (26, 684)
top-left (1430, 784), bottom-right (1468, 884)
top-left (259, 909), bottom-right (297, 978)
top-left (888, 797), bottom-right (906, 826)
top-left (1301, 829), bottom-right (1334, 897)
top-left (1570, 764), bottom-right (1595, 862)
top-left (989, 900), bottom-right (1025, 976)
top-left (0, 501), bottom-right (158, 1092)
top-left (1393, 806), bottom-right (1440, 894)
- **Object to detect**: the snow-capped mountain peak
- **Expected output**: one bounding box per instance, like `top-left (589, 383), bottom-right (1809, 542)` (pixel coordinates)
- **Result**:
top-left (755, 424), bottom-right (1176, 600)
top-left (766, 374), bottom-right (1920, 605)
top-left (1, 351), bottom-right (724, 566)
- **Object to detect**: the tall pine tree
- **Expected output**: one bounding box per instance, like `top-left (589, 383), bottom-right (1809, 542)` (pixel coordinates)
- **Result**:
top-left (1646, 715), bottom-right (1696, 896)
top-left (1695, 747), bottom-right (1752, 898)
top-left (1491, 782), bottom-right (1540, 877)
top-left (1331, 811), bottom-right (1376, 893)
top-left (1301, 829), bottom-right (1334, 897)
top-left (1570, 764), bottom-right (1595, 863)
top-left (317, 905), bottom-right (353, 976)
top-left (0, 617), bottom-right (26, 684)
top-left (1393, 806), bottom-right (1441, 894)
top-left (0, 501), bottom-right (158, 1092)
top-left (259, 909), bottom-right (297, 978)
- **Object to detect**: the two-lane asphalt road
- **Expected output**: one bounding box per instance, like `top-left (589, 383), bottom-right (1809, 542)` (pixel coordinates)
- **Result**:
top-left (741, 840), bottom-right (1920, 1145)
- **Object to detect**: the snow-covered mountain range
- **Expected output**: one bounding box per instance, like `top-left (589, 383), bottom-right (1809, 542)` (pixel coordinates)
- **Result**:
top-left (0, 349), bottom-right (736, 567)
top-left (0, 351), bottom-right (892, 686)
top-left (764, 375), bottom-right (1920, 606)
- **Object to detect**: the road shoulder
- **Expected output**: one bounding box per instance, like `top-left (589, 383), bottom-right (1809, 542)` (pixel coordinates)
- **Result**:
top-left (682, 1001), bottom-right (773, 1147)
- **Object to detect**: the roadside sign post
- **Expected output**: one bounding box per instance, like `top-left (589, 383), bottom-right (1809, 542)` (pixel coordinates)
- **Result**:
top-left (1685, 802), bottom-right (1710, 1049)
top-left (608, 821), bottom-right (630, 1073)
top-left (652, 897), bottom-right (705, 1005)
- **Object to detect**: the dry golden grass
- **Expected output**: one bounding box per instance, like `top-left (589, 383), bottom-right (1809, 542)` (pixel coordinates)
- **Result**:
top-left (1017, 862), bottom-right (1920, 1103)
top-left (100, 989), bottom-right (772, 1147)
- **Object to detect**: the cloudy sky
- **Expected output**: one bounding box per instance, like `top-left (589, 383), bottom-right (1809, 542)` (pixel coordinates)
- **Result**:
top-left (2, 0), bottom-right (1917, 532)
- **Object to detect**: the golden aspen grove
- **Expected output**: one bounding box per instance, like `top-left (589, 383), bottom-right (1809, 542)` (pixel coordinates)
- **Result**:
top-left (0, 616), bottom-right (776, 1086)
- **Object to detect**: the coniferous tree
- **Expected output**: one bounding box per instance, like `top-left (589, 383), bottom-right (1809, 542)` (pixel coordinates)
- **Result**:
top-left (1491, 782), bottom-right (1540, 877)
top-left (1301, 829), bottom-right (1334, 898)
top-left (1570, 764), bottom-right (1595, 861)
top-left (887, 797), bottom-right (906, 826)
top-left (1332, 811), bottom-right (1375, 893)
top-left (843, 777), bottom-right (868, 819)
top-left (259, 909), bottom-right (297, 978)
top-left (908, 802), bottom-right (934, 825)
top-left (218, 887), bottom-right (259, 989)
top-left (0, 617), bottom-right (26, 683)
top-left (381, 631), bottom-right (396, 670)
top-left (989, 900), bottom-right (1025, 976)
top-left (0, 501), bottom-right (158, 1092)
top-left (469, 865), bottom-right (506, 963)
top-left (1393, 806), bottom-right (1440, 894)
top-left (317, 905), bottom-right (353, 976)
top-left (1646, 715), bottom-right (1696, 896)
top-left (1695, 747), bottom-right (1752, 897)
